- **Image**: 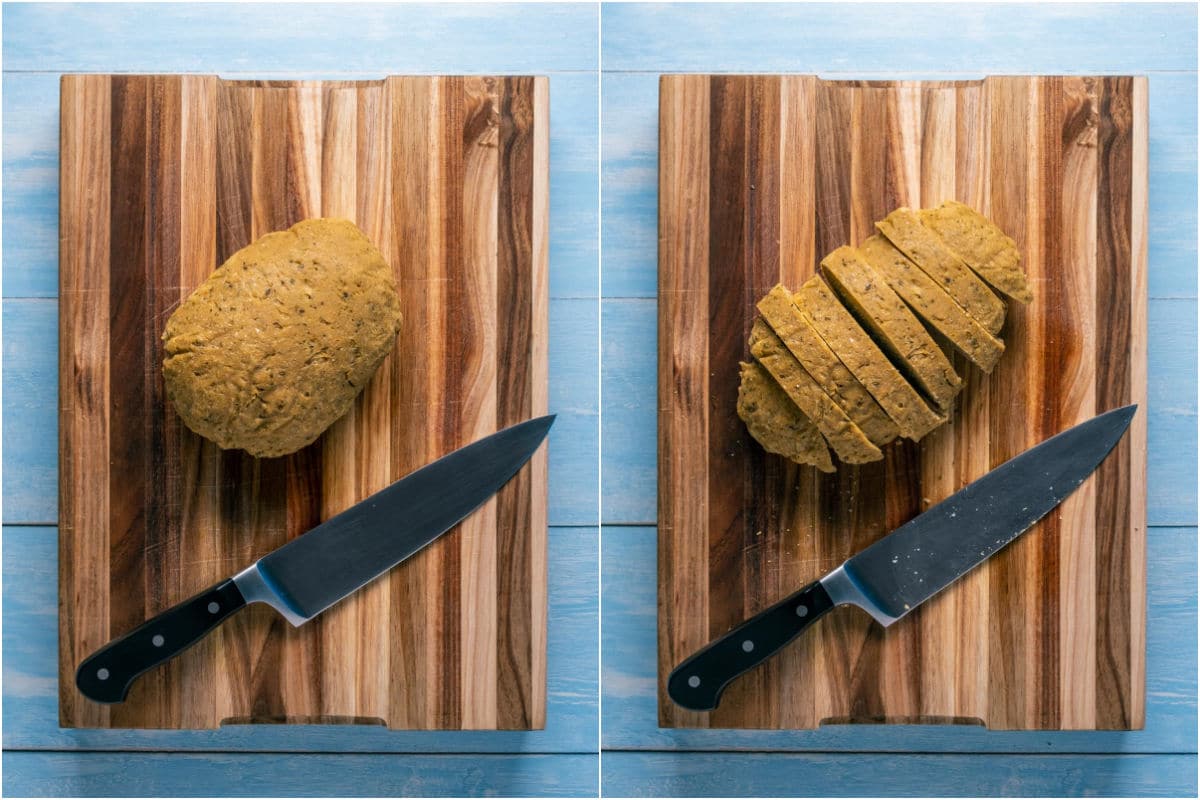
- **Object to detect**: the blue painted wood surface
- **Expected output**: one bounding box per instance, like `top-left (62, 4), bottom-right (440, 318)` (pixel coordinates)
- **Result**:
top-left (2, 752), bottom-right (599, 797)
top-left (601, 752), bottom-right (1197, 797)
top-left (2, 3), bottom-right (599, 74)
top-left (600, 3), bottom-right (1197, 73)
top-left (601, 527), bottom-right (1198, 753)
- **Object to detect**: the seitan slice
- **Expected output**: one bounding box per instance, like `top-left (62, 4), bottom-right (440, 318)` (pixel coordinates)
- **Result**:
top-left (737, 360), bottom-right (835, 472)
top-left (821, 245), bottom-right (962, 413)
top-left (876, 207), bottom-right (1006, 335)
top-left (919, 200), bottom-right (1033, 304)
top-left (792, 278), bottom-right (945, 441)
top-left (749, 319), bottom-right (883, 465)
top-left (858, 234), bottom-right (1006, 373)
top-left (757, 284), bottom-right (898, 446)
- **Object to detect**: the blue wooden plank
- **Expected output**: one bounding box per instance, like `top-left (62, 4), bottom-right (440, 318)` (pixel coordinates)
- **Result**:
top-left (548, 73), bottom-right (601, 300)
top-left (1, 296), bottom-right (599, 525)
top-left (601, 3), bottom-right (1196, 73)
top-left (600, 297), bottom-right (1198, 526)
top-left (0, 74), bottom-right (57, 299)
top-left (600, 73), bottom-right (1197, 300)
top-left (549, 298), bottom-right (601, 525)
top-left (3, 3), bottom-right (598, 73)
top-left (2, 72), bottom-right (600, 299)
top-left (1, 300), bottom-right (57, 524)
top-left (2, 751), bottom-right (598, 797)
top-left (600, 74), bottom-right (657, 300)
top-left (599, 299), bottom-right (656, 523)
top-left (1147, 72), bottom-right (1199, 300)
top-left (601, 526), bottom-right (1197, 752)
top-left (2, 525), bottom-right (597, 752)
top-left (600, 752), bottom-right (1197, 798)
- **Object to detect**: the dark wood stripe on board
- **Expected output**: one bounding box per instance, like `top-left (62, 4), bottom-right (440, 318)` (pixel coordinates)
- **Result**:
top-left (144, 74), bottom-right (185, 727)
top-left (497, 76), bottom-right (537, 729)
top-left (107, 74), bottom-right (155, 726)
top-left (733, 74), bottom-right (783, 728)
top-left (1094, 76), bottom-right (1135, 730)
top-left (705, 75), bottom-right (750, 686)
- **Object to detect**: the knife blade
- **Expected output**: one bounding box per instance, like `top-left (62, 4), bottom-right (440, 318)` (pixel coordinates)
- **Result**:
top-left (667, 404), bottom-right (1136, 712)
top-left (76, 414), bottom-right (555, 704)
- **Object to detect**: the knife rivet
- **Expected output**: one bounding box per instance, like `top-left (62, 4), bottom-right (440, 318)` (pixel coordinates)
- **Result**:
top-left (687, 675), bottom-right (701, 688)
top-left (96, 668), bottom-right (109, 681)
top-left (152, 634), bottom-right (165, 647)
top-left (208, 602), bottom-right (220, 614)
top-left (796, 605), bottom-right (808, 617)
top-left (742, 640), bottom-right (754, 652)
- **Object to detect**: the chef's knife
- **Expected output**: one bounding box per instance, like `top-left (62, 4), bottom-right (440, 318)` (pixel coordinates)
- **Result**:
top-left (668, 405), bottom-right (1136, 712)
top-left (77, 415), bottom-right (555, 704)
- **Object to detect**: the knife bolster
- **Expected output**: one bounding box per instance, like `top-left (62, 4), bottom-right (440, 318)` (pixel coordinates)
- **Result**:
top-left (821, 563), bottom-right (902, 627)
top-left (232, 563), bottom-right (310, 627)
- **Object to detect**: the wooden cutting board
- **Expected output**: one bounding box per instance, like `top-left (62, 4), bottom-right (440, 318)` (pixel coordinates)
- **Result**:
top-left (59, 75), bottom-right (548, 730)
top-left (658, 75), bottom-right (1147, 730)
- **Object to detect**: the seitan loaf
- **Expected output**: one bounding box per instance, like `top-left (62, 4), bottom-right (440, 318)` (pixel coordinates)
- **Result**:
top-left (737, 360), bottom-right (835, 472)
top-left (162, 218), bottom-right (402, 458)
top-left (756, 284), bottom-right (898, 446)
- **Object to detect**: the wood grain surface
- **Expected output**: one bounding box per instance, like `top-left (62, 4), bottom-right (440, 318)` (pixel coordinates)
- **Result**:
top-left (657, 75), bottom-right (1148, 730)
top-left (59, 74), bottom-right (549, 730)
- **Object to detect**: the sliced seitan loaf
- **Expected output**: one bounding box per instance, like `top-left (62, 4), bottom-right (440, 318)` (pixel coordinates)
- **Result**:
top-left (857, 233), bottom-right (1006, 373)
top-left (749, 318), bottom-right (883, 465)
top-left (737, 360), bottom-right (834, 472)
top-left (821, 244), bottom-right (962, 413)
top-left (793, 277), bottom-right (945, 441)
top-left (876, 207), bottom-right (1006, 335)
top-left (756, 284), bottom-right (898, 447)
top-left (919, 200), bottom-right (1033, 304)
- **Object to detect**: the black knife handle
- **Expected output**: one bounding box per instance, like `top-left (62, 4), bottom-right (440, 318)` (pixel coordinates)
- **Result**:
top-left (667, 579), bottom-right (836, 711)
top-left (75, 578), bottom-right (247, 704)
